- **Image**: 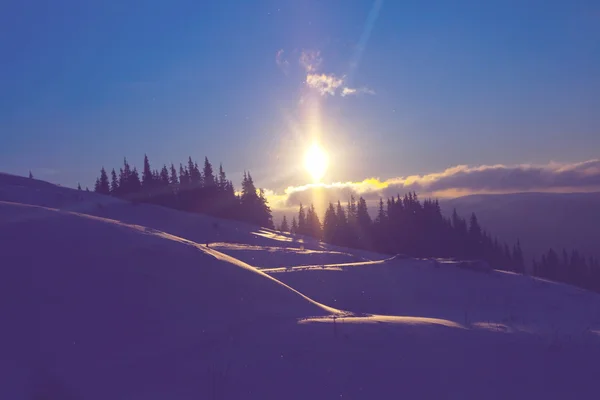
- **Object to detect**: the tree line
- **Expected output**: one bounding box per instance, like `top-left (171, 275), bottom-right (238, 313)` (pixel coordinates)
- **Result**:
top-left (533, 248), bottom-right (600, 292)
top-left (283, 193), bottom-right (525, 272)
top-left (282, 192), bottom-right (600, 293)
top-left (91, 155), bottom-right (273, 228)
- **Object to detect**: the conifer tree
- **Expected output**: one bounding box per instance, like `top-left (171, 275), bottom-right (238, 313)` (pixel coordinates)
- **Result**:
top-left (218, 163), bottom-right (227, 191)
top-left (142, 154), bottom-right (153, 189)
top-left (110, 169), bottom-right (119, 195)
top-left (129, 167), bottom-right (141, 193)
top-left (306, 203), bottom-right (322, 239)
top-left (99, 167), bottom-right (110, 194)
top-left (169, 163), bottom-right (179, 185)
top-left (297, 204), bottom-right (306, 235)
top-left (512, 240), bottom-right (525, 273)
top-left (160, 165), bottom-right (170, 185)
top-left (291, 216), bottom-right (298, 234)
top-left (179, 164), bottom-right (188, 186)
top-left (280, 215), bottom-right (289, 232)
top-left (323, 202), bottom-right (337, 243)
top-left (203, 157), bottom-right (215, 187)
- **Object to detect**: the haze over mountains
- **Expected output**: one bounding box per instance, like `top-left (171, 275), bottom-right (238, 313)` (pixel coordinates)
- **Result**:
top-left (442, 192), bottom-right (600, 265)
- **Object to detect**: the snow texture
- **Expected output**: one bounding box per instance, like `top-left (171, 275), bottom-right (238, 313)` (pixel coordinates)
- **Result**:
top-left (1, 173), bottom-right (600, 399)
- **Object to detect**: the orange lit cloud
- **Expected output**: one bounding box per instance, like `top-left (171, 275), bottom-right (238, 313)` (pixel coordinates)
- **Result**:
top-left (266, 160), bottom-right (600, 209)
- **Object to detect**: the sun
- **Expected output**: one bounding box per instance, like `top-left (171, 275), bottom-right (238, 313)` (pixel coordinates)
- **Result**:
top-left (304, 143), bottom-right (328, 182)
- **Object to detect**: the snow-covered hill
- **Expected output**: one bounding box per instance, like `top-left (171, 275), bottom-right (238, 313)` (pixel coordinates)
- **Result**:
top-left (2, 173), bottom-right (600, 399)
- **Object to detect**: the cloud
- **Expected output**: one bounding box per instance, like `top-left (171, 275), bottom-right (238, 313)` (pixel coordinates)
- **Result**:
top-left (341, 87), bottom-right (375, 97)
top-left (298, 49), bottom-right (374, 97)
top-left (265, 160), bottom-right (600, 209)
top-left (275, 49), bottom-right (289, 74)
top-left (306, 73), bottom-right (345, 96)
top-left (299, 50), bottom-right (322, 73)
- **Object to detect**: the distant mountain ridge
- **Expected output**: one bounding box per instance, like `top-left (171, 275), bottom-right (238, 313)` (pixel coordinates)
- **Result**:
top-left (441, 192), bottom-right (600, 264)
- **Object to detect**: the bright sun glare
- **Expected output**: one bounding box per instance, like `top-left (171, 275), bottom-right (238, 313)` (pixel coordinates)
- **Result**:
top-left (304, 143), bottom-right (328, 183)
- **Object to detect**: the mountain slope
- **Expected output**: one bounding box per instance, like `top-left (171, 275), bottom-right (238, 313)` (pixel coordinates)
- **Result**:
top-left (2, 173), bottom-right (600, 399)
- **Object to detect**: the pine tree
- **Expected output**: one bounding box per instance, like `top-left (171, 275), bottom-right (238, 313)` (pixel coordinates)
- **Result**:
top-left (238, 171), bottom-right (272, 227)
top-left (77, 183), bottom-right (82, 191)
top-left (469, 213), bottom-right (482, 239)
top-left (356, 196), bottom-right (372, 248)
top-left (94, 178), bottom-right (101, 193)
top-left (169, 163), bottom-right (179, 185)
top-left (160, 165), bottom-right (170, 185)
top-left (323, 202), bottom-right (337, 243)
top-left (306, 203), bottom-right (322, 239)
top-left (29, 171), bottom-right (33, 179)
top-left (142, 154), bottom-right (153, 189)
top-left (258, 188), bottom-right (274, 229)
top-left (335, 201), bottom-right (347, 244)
top-left (120, 158), bottom-right (132, 195)
top-left (203, 157), bottom-right (215, 187)
top-left (218, 163), bottom-right (227, 191)
top-left (179, 164), bottom-right (188, 186)
top-left (512, 240), bottom-right (525, 273)
top-left (187, 157), bottom-right (201, 184)
top-left (110, 168), bottom-right (119, 195)
top-left (130, 167), bottom-right (142, 193)
top-left (280, 215), bottom-right (289, 232)
top-left (297, 204), bottom-right (306, 235)
top-left (99, 167), bottom-right (110, 194)
top-left (375, 198), bottom-right (386, 224)
top-left (291, 216), bottom-right (298, 234)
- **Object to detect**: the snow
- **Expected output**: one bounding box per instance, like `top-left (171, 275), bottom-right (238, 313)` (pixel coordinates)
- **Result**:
top-left (2, 173), bottom-right (600, 399)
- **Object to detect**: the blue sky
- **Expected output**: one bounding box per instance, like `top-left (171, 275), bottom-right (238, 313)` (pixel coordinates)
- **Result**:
top-left (1, 0), bottom-right (599, 197)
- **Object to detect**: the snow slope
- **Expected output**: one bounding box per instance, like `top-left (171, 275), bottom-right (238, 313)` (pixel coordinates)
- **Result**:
top-left (2, 173), bottom-right (600, 399)
top-left (270, 259), bottom-right (600, 338)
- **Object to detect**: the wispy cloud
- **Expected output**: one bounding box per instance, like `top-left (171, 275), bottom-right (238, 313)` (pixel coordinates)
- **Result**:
top-left (298, 50), bottom-right (374, 97)
top-left (265, 160), bottom-right (600, 209)
top-left (275, 49), bottom-right (289, 74)
top-left (341, 87), bottom-right (376, 97)
top-left (299, 50), bottom-right (322, 73)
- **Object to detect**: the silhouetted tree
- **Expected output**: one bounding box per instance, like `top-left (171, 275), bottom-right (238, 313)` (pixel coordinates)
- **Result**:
top-left (97, 167), bottom-right (110, 195)
top-left (29, 170), bottom-right (33, 179)
top-left (142, 154), bottom-right (154, 189)
top-left (91, 154), bottom-right (272, 228)
top-left (129, 167), bottom-right (141, 193)
top-left (323, 202), bottom-right (337, 244)
top-left (291, 216), bottom-right (298, 234)
top-left (203, 157), bottom-right (215, 187)
top-left (160, 165), bottom-right (170, 185)
top-left (280, 215), bottom-right (289, 232)
top-left (356, 197), bottom-right (372, 248)
top-left (110, 169), bottom-right (119, 194)
top-left (305, 203), bottom-right (322, 239)
top-left (77, 183), bottom-right (82, 191)
top-left (238, 171), bottom-right (272, 228)
top-left (169, 163), bottom-right (179, 185)
top-left (297, 204), bottom-right (306, 235)
top-left (512, 240), bottom-right (525, 273)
